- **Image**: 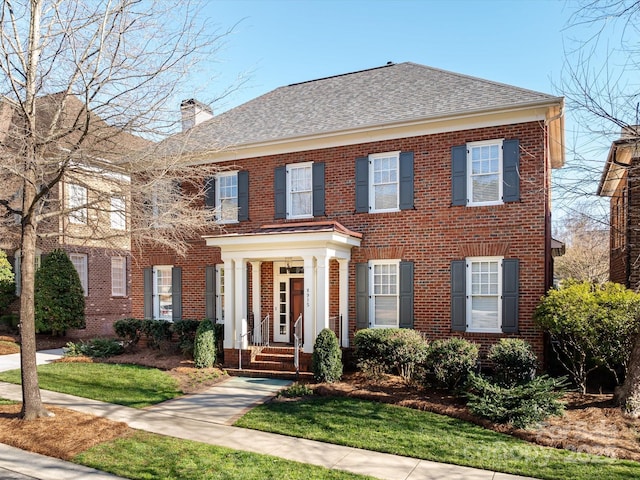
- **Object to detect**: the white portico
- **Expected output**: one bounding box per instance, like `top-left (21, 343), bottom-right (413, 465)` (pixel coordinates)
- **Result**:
top-left (203, 221), bottom-right (362, 354)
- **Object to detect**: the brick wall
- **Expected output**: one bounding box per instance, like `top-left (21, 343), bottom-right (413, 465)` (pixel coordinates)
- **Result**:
top-left (132, 121), bottom-right (552, 359)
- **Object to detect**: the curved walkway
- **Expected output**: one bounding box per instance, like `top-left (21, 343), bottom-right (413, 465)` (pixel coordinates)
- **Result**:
top-left (0, 351), bottom-right (535, 480)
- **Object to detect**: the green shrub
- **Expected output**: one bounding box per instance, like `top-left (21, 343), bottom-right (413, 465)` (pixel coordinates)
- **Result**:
top-left (354, 328), bottom-right (428, 380)
top-left (0, 314), bottom-right (19, 332)
top-left (279, 383), bottom-right (314, 398)
top-left (64, 338), bottom-right (124, 358)
top-left (488, 339), bottom-right (538, 387)
top-left (193, 319), bottom-right (216, 368)
top-left (466, 373), bottom-right (567, 429)
top-left (426, 338), bottom-right (479, 390)
top-left (0, 250), bottom-right (15, 315)
top-left (172, 319), bottom-right (200, 356)
top-left (113, 318), bottom-right (144, 349)
top-left (34, 249), bottom-right (85, 334)
top-left (534, 281), bottom-right (640, 392)
top-left (312, 328), bottom-right (343, 383)
top-left (142, 319), bottom-right (173, 350)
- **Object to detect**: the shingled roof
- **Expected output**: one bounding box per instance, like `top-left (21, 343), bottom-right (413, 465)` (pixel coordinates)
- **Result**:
top-left (164, 62), bottom-right (562, 156)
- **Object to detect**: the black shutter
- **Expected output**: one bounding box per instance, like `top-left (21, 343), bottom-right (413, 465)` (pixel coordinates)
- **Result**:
top-left (238, 170), bottom-right (249, 221)
top-left (502, 259), bottom-right (519, 333)
top-left (355, 263), bottom-right (369, 329)
top-left (399, 261), bottom-right (414, 328)
top-left (355, 156), bottom-right (369, 213)
top-left (312, 162), bottom-right (325, 217)
top-left (274, 166), bottom-right (286, 219)
top-left (172, 266), bottom-right (182, 322)
top-left (451, 260), bottom-right (466, 331)
top-left (503, 139), bottom-right (520, 203)
top-left (143, 267), bottom-right (153, 319)
top-left (399, 152), bottom-right (414, 210)
top-left (451, 145), bottom-right (467, 206)
top-left (204, 176), bottom-right (215, 209)
top-left (205, 266), bottom-right (216, 321)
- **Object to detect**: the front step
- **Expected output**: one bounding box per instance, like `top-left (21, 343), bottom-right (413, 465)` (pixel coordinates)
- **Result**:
top-left (226, 368), bottom-right (313, 381)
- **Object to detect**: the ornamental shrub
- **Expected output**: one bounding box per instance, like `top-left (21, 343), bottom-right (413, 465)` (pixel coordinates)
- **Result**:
top-left (0, 250), bottom-right (15, 314)
top-left (172, 319), bottom-right (201, 356)
top-left (466, 373), bottom-right (567, 429)
top-left (34, 249), bottom-right (85, 334)
top-left (488, 339), bottom-right (538, 387)
top-left (312, 328), bottom-right (343, 383)
top-left (353, 328), bottom-right (392, 377)
top-left (426, 338), bottom-right (479, 390)
top-left (114, 318), bottom-right (144, 349)
top-left (141, 319), bottom-right (173, 350)
top-left (64, 338), bottom-right (124, 358)
top-left (193, 319), bottom-right (216, 368)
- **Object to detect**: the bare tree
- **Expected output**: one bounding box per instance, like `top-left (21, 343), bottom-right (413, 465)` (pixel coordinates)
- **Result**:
top-left (554, 207), bottom-right (609, 284)
top-left (562, 0), bottom-right (640, 414)
top-left (0, 0), bottom-right (234, 420)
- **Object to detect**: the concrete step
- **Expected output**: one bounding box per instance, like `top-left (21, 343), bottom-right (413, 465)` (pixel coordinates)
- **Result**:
top-left (255, 352), bottom-right (295, 363)
top-left (226, 368), bottom-right (313, 381)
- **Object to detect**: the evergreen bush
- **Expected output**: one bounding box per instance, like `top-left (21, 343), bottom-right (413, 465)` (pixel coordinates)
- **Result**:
top-left (142, 319), bottom-right (173, 349)
top-left (193, 319), bottom-right (216, 368)
top-left (0, 250), bottom-right (15, 314)
top-left (353, 328), bottom-right (392, 377)
top-left (64, 338), bottom-right (124, 358)
top-left (34, 249), bottom-right (85, 334)
top-left (488, 338), bottom-right (538, 387)
top-left (113, 318), bottom-right (144, 349)
top-left (172, 319), bottom-right (200, 356)
top-left (426, 338), bottom-right (479, 390)
top-left (312, 328), bottom-right (343, 383)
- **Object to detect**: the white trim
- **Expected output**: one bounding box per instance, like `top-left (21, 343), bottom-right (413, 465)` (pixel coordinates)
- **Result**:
top-left (153, 265), bottom-right (173, 321)
top-left (368, 259), bottom-right (400, 328)
top-left (273, 261), bottom-right (304, 343)
top-left (368, 152), bottom-right (400, 213)
top-left (466, 256), bottom-right (503, 333)
top-left (215, 171), bottom-right (239, 224)
top-left (216, 265), bottom-right (225, 324)
top-left (466, 139), bottom-right (504, 207)
top-left (286, 162), bottom-right (313, 219)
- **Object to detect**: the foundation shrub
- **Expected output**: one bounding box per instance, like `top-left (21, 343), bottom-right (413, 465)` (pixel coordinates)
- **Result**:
top-left (65, 338), bottom-right (124, 358)
top-left (426, 338), bottom-right (479, 390)
top-left (113, 318), bottom-right (144, 349)
top-left (141, 319), bottom-right (173, 350)
top-left (172, 319), bottom-right (200, 357)
top-left (312, 328), bottom-right (343, 383)
top-left (193, 319), bottom-right (216, 368)
top-left (488, 338), bottom-right (538, 387)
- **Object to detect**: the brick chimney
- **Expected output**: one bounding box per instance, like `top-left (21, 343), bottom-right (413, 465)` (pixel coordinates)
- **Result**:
top-left (180, 99), bottom-right (213, 132)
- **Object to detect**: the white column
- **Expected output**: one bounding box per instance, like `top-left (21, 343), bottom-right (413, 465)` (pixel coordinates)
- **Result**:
top-left (222, 258), bottom-right (235, 349)
top-left (338, 259), bottom-right (349, 348)
top-left (302, 255), bottom-right (315, 354)
top-left (235, 258), bottom-right (248, 350)
top-left (316, 254), bottom-right (330, 336)
top-left (250, 261), bottom-right (262, 343)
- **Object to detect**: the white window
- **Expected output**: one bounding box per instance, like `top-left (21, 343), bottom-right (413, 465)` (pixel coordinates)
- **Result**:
top-left (216, 266), bottom-right (225, 324)
top-left (369, 260), bottom-right (399, 328)
top-left (287, 162), bottom-right (312, 218)
top-left (110, 196), bottom-right (126, 230)
top-left (468, 140), bottom-right (503, 206)
top-left (153, 265), bottom-right (173, 321)
top-left (369, 152), bottom-right (399, 213)
top-left (13, 249), bottom-right (41, 296)
top-left (111, 257), bottom-right (127, 297)
top-left (70, 253), bottom-right (88, 297)
top-left (216, 172), bottom-right (238, 223)
top-left (67, 184), bottom-right (87, 224)
top-left (467, 257), bottom-right (502, 332)
top-left (151, 180), bottom-right (178, 228)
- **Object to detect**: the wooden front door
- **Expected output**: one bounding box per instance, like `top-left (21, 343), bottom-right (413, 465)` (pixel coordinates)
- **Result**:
top-left (290, 278), bottom-right (304, 344)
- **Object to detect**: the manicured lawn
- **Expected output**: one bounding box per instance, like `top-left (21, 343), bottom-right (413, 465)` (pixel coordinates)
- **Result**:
top-left (0, 363), bottom-right (182, 408)
top-left (235, 396), bottom-right (640, 480)
top-left (75, 430), bottom-right (373, 480)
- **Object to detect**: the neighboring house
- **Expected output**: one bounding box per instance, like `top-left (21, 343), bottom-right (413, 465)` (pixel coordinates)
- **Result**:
top-left (597, 126), bottom-right (640, 288)
top-left (131, 62), bottom-right (565, 370)
top-left (0, 94), bottom-right (149, 337)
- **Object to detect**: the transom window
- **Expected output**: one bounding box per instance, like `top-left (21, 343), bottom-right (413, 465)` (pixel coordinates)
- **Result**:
top-left (468, 140), bottom-right (503, 205)
top-left (67, 184), bottom-right (87, 224)
top-left (370, 260), bottom-right (399, 327)
top-left (370, 152), bottom-right (399, 212)
top-left (467, 257), bottom-right (502, 332)
top-left (216, 172), bottom-right (238, 223)
top-left (287, 163), bottom-right (312, 218)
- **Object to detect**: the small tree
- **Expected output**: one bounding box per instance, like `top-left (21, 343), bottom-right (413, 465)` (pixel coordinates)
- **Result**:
top-left (534, 281), bottom-right (640, 393)
top-left (193, 319), bottom-right (216, 369)
top-left (34, 250), bottom-right (85, 334)
top-left (0, 250), bottom-right (15, 314)
top-left (312, 328), bottom-right (343, 383)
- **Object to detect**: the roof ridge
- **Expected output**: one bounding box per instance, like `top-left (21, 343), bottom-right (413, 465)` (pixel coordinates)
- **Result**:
top-left (287, 62), bottom-right (396, 87)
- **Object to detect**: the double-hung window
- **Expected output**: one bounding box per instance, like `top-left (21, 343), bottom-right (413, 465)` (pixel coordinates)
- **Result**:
top-left (111, 256), bottom-right (127, 297)
top-left (67, 184), bottom-right (87, 224)
top-left (467, 257), bottom-right (501, 332)
top-left (468, 140), bottom-right (502, 205)
top-left (370, 152), bottom-right (399, 212)
top-left (153, 265), bottom-right (173, 320)
top-left (370, 260), bottom-right (399, 327)
top-left (70, 253), bottom-right (88, 297)
top-left (216, 172), bottom-right (238, 223)
top-left (274, 162), bottom-right (325, 219)
top-left (110, 196), bottom-right (126, 230)
top-left (287, 163), bottom-right (313, 218)
top-left (144, 265), bottom-right (182, 321)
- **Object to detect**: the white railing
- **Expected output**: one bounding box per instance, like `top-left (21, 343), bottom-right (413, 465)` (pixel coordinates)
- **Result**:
top-left (238, 314), bottom-right (270, 370)
top-left (293, 313), bottom-right (302, 374)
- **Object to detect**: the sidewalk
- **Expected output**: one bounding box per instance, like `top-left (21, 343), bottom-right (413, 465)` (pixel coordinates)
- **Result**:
top-left (0, 350), bottom-right (535, 480)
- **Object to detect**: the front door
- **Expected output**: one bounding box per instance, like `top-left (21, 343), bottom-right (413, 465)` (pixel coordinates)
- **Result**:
top-left (290, 278), bottom-right (304, 344)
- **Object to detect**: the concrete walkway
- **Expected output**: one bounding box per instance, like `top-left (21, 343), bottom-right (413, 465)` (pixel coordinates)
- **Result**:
top-left (0, 350), bottom-right (536, 480)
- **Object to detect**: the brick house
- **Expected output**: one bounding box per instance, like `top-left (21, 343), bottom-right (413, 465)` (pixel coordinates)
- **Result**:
top-left (131, 62), bottom-right (565, 370)
top-left (0, 94), bottom-right (149, 337)
top-left (597, 126), bottom-right (640, 287)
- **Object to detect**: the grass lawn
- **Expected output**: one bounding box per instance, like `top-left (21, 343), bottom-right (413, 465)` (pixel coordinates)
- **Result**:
top-left (235, 396), bottom-right (640, 480)
top-left (75, 430), bottom-right (373, 480)
top-left (0, 363), bottom-right (182, 408)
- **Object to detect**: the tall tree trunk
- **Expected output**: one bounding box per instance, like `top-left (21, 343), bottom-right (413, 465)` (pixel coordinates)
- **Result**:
top-left (616, 333), bottom-right (640, 417)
